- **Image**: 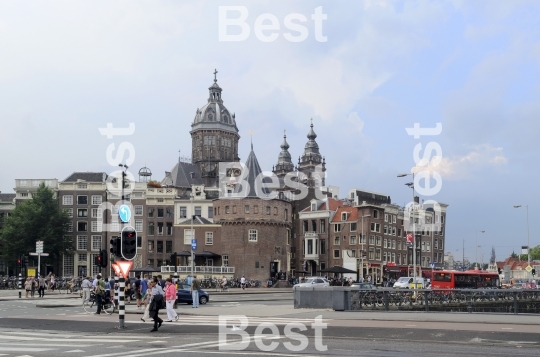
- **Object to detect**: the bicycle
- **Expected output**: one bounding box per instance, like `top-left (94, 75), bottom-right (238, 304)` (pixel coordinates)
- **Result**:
top-left (83, 291), bottom-right (116, 315)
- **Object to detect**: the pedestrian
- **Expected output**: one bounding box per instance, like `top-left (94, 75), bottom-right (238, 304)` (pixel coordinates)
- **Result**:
top-left (81, 276), bottom-right (92, 302)
top-left (104, 278), bottom-right (111, 298)
top-left (191, 275), bottom-right (201, 308)
top-left (134, 275), bottom-right (142, 309)
top-left (220, 275), bottom-right (227, 291)
top-left (141, 287), bottom-right (152, 323)
top-left (38, 275), bottom-right (46, 298)
top-left (50, 274), bottom-right (56, 292)
top-left (164, 278), bottom-right (179, 322)
top-left (149, 278), bottom-right (164, 332)
top-left (241, 276), bottom-right (246, 290)
top-left (24, 278), bottom-right (32, 298)
top-left (141, 274), bottom-right (149, 306)
top-left (157, 275), bottom-right (166, 289)
top-left (124, 279), bottom-right (132, 304)
top-left (94, 275), bottom-right (105, 315)
top-left (30, 277), bottom-right (37, 298)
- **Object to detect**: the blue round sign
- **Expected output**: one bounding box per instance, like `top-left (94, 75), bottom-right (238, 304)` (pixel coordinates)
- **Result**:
top-left (119, 205), bottom-right (131, 223)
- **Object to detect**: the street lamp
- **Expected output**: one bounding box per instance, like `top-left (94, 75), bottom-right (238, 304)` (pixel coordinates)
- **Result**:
top-left (475, 230), bottom-right (485, 270)
top-left (360, 214), bottom-right (371, 281)
top-left (191, 192), bottom-right (195, 276)
top-left (514, 205), bottom-right (530, 278)
top-left (398, 173), bottom-right (417, 287)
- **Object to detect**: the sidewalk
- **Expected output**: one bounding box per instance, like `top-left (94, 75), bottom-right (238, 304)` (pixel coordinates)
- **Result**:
top-left (0, 291), bottom-right (80, 301)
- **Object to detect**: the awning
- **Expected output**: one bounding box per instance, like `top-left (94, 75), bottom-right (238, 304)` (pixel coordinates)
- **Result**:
top-left (384, 266), bottom-right (401, 273)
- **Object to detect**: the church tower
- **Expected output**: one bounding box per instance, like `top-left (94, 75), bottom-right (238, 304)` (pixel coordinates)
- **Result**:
top-left (272, 131), bottom-right (295, 180)
top-left (190, 70), bottom-right (240, 187)
top-left (298, 120), bottom-right (326, 187)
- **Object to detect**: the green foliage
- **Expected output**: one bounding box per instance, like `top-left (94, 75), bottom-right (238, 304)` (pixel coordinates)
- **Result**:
top-left (0, 183), bottom-right (70, 268)
top-left (519, 245), bottom-right (540, 262)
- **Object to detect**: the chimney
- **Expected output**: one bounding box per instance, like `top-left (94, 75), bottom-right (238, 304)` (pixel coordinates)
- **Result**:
top-left (414, 196), bottom-right (419, 204)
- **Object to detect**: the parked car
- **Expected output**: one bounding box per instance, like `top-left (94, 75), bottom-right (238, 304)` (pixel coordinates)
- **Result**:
top-left (350, 282), bottom-right (377, 290)
top-left (293, 277), bottom-right (330, 289)
top-left (176, 283), bottom-right (209, 305)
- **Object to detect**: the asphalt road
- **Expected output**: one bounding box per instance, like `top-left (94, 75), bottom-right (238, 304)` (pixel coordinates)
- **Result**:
top-left (0, 296), bottom-right (538, 357)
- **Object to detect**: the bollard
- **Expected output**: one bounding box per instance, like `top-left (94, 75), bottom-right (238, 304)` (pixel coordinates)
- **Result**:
top-left (425, 290), bottom-right (429, 312)
top-left (18, 273), bottom-right (22, 299)
top-left (384, 290), bottom-right (389, 311)
top-left (466, 292), bottom-right (472, 313)
top-left (513, 291), bottom-right (518, 315)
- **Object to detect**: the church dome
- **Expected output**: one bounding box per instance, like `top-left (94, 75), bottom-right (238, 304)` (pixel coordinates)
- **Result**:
top-left (191, 70), bottom-right (238, 135)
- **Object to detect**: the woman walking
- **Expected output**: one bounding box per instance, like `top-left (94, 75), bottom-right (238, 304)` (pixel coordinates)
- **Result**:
top-left (164, 278), bottom-right (179, 322)
top-left (148, 278), bottom-right (164, 332)
top-left (24, 278), bottom-right (32, 298)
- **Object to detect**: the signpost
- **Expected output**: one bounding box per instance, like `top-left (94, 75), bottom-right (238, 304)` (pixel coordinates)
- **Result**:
top-left (191, 239), bottom-right (197, 251)
top-left (30, 241), bottom-right (49, 278)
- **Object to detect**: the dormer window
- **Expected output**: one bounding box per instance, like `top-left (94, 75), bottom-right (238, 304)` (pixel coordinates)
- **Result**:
top-left (341, 212), bottom-right (348, 221)
top-left (311, 203), bottom-right (317, 211)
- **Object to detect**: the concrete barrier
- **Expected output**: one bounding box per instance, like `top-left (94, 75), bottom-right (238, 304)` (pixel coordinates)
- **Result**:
top-left (293, 286), bottom-right (333, 309)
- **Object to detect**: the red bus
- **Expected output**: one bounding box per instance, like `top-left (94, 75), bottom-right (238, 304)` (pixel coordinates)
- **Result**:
top-left (431, 270), bottom-right (500, 289)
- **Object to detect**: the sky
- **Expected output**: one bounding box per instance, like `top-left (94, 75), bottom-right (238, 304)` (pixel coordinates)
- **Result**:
top-left (1, 0), bottom-right (539, 263)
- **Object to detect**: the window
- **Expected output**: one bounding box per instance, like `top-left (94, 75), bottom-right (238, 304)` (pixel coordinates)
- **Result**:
top-left (334, 250), bottom-right (340, 258)
top-left (392, 240), bottom-right (396, 249)
top-left (91, 236), bottom-right (101, 251)
top-left (166, 223), bottom-right (172, 235)
top-left (284, 208), bottom-right (287, 220)
top-left (91, 208), bottom-right (102, 218)
top-left (369, 235), bottom-right (375, 245)
top-left (137, 235), bottom-right (142, 248)
top-left (77, 209), bottom-right (87, 217)
top-left (350, 250), bottom-right (356, 257)
top-left (20, 180), bottom-right (27, 186)
top-left (147, 259), bottom-right (154, 267)
top-left (206, 232), bottom-right (213, 245)
top-left (77, 222), bottom-right (87, 232)
top-left (195, 206), bottom-right (202, 216)
top-left (334, 237), bottom-right (340, 245)
top-left (375, 248), bottom-right (381, 260)
top-left (179, 206), bottom-right (187, 218)
top-left (157, 241), bottom-right (163, 253)
top-left (360, 234), bottom-right (366, 244)
top-left (77, 196), bottom-right (88, 205)
top-left (244, 205), bottom-right (250, 213)
top-left (20, 193), bottom-right (29, 198)
top-left (375, 236), bottom-right (382, 246)
top-left (248, 229), bottom-right (258, 242)
top-left (266, 206), bottom-right (270, 215)
top-left (311, 203), bottom-right (317, 211)
top-left (91, 196), bottom-right (102, 205)
top-left (392, 227), bottom-right (396, 236)
top-left (67, 222), bottom-right (73, 232)
top-left (398, 241), bottom-right (402, 250)
top-left (341, 212), bottom-right (348, 221)
top-left (311, 220), bottom-right (317, 232)
top-left (384, 214), bottom-right (388, 222)
top-left (434, 240), bottom-right (439, 249)
top-left (320, 220), bottom-right (326, 233)
top-left (384, 225), bottom-right (388, 235)
top-left (148, 222), bottom-right (155, 235)
top-left (435, 214), bottom-right (440, 223)
top-left (204, 135), bottom-right (216, 145)
top-left (222, 255), bottom-right (229, 266)
top-left (303, 221), bottom-right (308, 233)
top-left (350, 236), bottom-right (356, 244)
top-left (157, 222), bottom-right (164, 235)
top-left (135, 205), bottom-right (143, 215)
top-left (373, 209), bottom-right (379, 219)
top-left (422, 241), bottom-right (426, 251)
top-left (369, 248), bottom-right (374, 260)
top-left (91, 221), bottom-right (102, 232)
top-left (441, 215), bottom-right (445, 224)
top-left (66, 208), bottom-right (73, 218)
top-left (63, 195), bottom-right (73, 205)
top-left (427, 242), bottom-right (431, 252)
top-left (398, 228), bottom-right (402, 237)
top-left (274, 207), bottom-right (278, 215)
top-left (350, 222), bottom-right (357, 231)
top-left (78, 183), bottom-right (87, 189)
top-left (384, 239), bottom-right (387, 248)
top-left (157, 208), bottom-right (164, 218)
top-left (393, 215), bottom-right (397, 223)
top-left (208, 207), bottom-right (213, 218)
top-left (78, 253), bottom-right (87, 262)
top-left (184, 229), bottom-right (194, 244)
top-left (225, 206), bottom-right (230, 214)
top-left (166, 241), bottom-right (172, 254)
top-left (157, 198), bottom-right (164, 203)
top-left (370, 223), bottom-right (380, 232)
top-left (135, 220), bottom-right (143, 232)
top-left (64, 255), bottom-right (74, 277)
top-left (392, 253), bottom-right (396, 263)
top-left (148, 208), bottom-right (155, 218)
top-left (148, 240), bottom-right (154, 253)
top-left (320, 240), bottom-right (326, 255)
top-left (334, 224), bottom-right (341, 232)
top-left (165, 208), bottom-right (172, 218)
top-left (287, 229), bottom-right (291, 245)
top-left (77, 236), bottom-right (88, 250)
top-left (440, 239), bottom-right (444, 250)
top-left (383, 252), bottom-right (387, 262)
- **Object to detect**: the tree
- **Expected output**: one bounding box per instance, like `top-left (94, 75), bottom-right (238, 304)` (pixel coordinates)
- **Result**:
top-left (490, 247), bottom-right (496, 264)
top-left (519, 245), bottom-right (540, 262)
top-left (0, 183), bottom-right (70, 273)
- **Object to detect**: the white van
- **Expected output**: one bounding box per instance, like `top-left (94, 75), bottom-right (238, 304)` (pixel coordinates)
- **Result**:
top-left (393, 277), bottom-right (425, 289)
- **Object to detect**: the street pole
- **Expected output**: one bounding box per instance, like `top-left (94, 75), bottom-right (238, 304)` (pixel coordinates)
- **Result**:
top-left (475, 230), bottom-right (485, 270)
top-left (462, 239), bottom-right (465, 271)
top-left (526, 205), bottom-right (530, 279)
top-left (191, 193), bottom-right (194, 276)
top-left (117, 164), bottom-right (128, 329)
top-left (411, 172), bottom-right (416, 290)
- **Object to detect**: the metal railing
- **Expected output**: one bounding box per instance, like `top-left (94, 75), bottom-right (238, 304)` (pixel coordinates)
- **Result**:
top-left (346, 288), bottom-right (540, 314)
top-left (160, 266), bottom-right (235, 274)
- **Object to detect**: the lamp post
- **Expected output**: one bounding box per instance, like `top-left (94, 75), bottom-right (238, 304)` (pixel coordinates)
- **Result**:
top-left (398, 173), bottom-right (417, 287)
top-left (475, 230), bottom-right (485, 270)
top-left (191, 192), bottom-right (195, 276)
top-left (117, 163), bottom-right (128, 329)
top-left (514, 205), bottom-right (530, 278)
top-left (360, 214), bottom-right (371, 281)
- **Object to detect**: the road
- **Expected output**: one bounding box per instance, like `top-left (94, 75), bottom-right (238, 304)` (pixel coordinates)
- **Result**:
top-left (0, 292), bottom-right (538, 356)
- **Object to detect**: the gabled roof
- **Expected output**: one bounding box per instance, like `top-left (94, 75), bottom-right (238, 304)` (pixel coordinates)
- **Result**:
top-left (330, 206), bottom-right (358, 223)
top-left (496, 257), bottom-right (530, 270)
top-left (177, 216), bottom-right (214, 225)
top-left (161, 161), bottom-right (203, 188)
top-left (63, 172), bottom-right (108, 182)
top-left (300, 198), bottom-right (345, 213)
top-left (0, 193), bottom-right (15, 203)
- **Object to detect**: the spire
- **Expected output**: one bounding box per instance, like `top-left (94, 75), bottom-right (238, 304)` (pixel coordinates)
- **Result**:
top-left (303, 119), bottom-right (320, 156)
top-left (208, 69), bottom-right (223, 103)
top-left (213, 68), bottom-right (218, 83)
top-left (241, 142), bottom-right (266, 197)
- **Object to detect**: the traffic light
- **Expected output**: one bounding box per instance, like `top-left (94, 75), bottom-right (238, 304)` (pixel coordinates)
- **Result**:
top-left (94, 254), bottom-right (102, 267)
top-left (121, 226), bottom-right (137, 260)
top-left (110, 237), bottom-right (120, 256)
top-left (17, 258), bottom-right (22, 269)
top-left (170, 252), bottom-right (177, 266)
top-left (533, 268), bottom-right (536, 276)
top-left (23, 255), bottom-right (28, 269)
top-left (99, 249), bottom-right (108, 268)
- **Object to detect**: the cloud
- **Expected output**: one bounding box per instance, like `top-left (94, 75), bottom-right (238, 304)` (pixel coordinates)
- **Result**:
top-left (411, 144), bottom-right (508, 180)
top-left (346, 112), bottom-right (365, 134)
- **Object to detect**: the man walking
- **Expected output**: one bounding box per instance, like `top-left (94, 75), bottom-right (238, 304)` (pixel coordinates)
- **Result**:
top-left (38, 276), bottom-right (46, 298)
top-left (241, 276), bottom-right (246, 290)
top-left (134, 275), bottom-right (142, 309)
top-left (191, 275), bottom-right (200, 308)
top-left (149, 278), bottom-right (164, 332)
top-left (94, 275), bottom-right (105, 315)
top-left (81, 276), bottom-right (92, 302)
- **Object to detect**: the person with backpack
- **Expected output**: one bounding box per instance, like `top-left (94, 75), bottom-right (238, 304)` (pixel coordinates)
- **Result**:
top-left (149, 278), bottom-right (164, 332)
top-left (94, 275), bottom-right (106, 315)
top-left (164, 278), bottom-right (179, 322)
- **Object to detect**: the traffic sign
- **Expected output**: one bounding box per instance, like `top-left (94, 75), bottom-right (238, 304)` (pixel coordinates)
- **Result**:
top-left (29, 253), bottom-right (49, 256)
top-left (525, 265), bottom-right (532, 272)
top-left (430, 262), bottom-right (436, 268)
top-left (36, 241), bottom-right (44, 254)
top-left (119, 204), bottom-right (131, 223)
top-left (191, 239), bottom-right (197, 250)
